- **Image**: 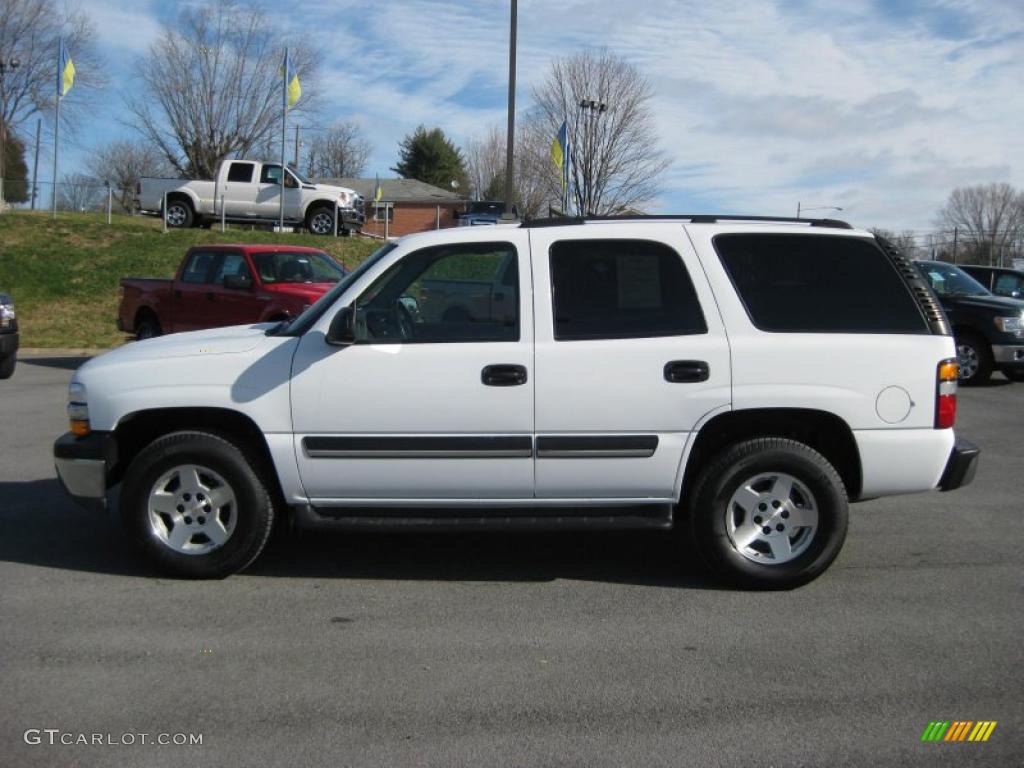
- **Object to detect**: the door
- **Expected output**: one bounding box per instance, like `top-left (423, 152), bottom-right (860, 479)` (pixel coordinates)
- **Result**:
top-left (205, 251), bottom-right (266, 326)
top-left (255, 164), bottom-right (302, 220)
top-left (529, 227), bottom-right (732, 501)
top-left (220, 161), bottom-right (259, 218)
top-left (290, 232), bottom-right (534, 503)
top-left (171, 250), bottom-right (221, 332)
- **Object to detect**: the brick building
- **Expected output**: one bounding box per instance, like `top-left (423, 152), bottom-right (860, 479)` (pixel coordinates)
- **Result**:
top-left (321, 178), bottom-right (466, 238)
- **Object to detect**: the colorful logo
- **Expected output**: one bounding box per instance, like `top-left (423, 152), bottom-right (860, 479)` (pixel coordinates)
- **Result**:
top-left (921, 721), bottom-right (997, 742)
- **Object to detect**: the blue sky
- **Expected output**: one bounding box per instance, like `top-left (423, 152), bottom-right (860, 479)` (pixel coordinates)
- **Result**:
top-left (55, 0), bottom-right (1024, 232)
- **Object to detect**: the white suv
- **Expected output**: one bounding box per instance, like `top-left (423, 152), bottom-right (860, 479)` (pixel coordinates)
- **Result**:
top-left (54, 215), bottom-right (979, 588)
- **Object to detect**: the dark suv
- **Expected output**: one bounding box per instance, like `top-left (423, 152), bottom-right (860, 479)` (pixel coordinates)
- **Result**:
top-left (0, 291), bottom-right (18, 380)
top-left (914, 261), bottom-right (1024, 383)
top-left (959, 264), bottom-right (1024, 299)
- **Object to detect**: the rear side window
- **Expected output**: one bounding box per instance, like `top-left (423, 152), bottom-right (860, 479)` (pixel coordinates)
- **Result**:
top-left (715, 234), bottom-right (928, 334)
top-left (994, 273), bottom-right (1023, 297)
top-left (550, 239), bottom-right (707, 341)
top-left (226, 162), bottom-right (254, 183)
top-left (181, 251), bottom-right (217, 284)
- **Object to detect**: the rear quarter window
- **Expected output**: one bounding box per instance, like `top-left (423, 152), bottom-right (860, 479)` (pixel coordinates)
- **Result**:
top-left (714, 234), bottom-right (928, 334)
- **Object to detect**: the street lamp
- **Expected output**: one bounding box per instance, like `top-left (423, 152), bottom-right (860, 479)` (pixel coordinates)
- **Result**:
top-left (0, 56), bottom-right (22, 209)
top-left (577, 98), bottom-right (608, 216)
top-left (796, 202), bottom-right (842, 218)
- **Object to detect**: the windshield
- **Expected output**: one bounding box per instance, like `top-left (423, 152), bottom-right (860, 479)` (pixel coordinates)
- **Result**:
top-left (252, 251), bottom-right (344, 284)
top-left (916, 262), bottom-right (991, 298)
top-left (288, 165), bottom-right (311, 184)
top-left (278, 242), bottom-right (399, 336)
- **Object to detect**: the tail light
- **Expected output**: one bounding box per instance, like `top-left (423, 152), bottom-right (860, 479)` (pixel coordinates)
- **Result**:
top-left (935, 358), bottom-right (958, 429)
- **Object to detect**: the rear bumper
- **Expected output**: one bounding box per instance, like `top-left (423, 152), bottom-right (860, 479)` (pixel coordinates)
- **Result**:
top-left (938, 438), bottom-right (980, 492)
top-left (53, 431), bottom-right (116, 511)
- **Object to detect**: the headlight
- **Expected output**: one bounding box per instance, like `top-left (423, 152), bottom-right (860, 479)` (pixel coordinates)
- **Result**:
top-left (67, 382), bottom-right (90, 436)
top-left (993, 314), bottom-right (1023, 334)
top-left (337, 191), bottom-right (352, 207)
top-left (0, 301), bottom-right (14, 329)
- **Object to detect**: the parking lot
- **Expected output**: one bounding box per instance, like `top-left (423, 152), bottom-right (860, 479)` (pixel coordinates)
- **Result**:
top-left (1, 355), bottom-right (1020, 767)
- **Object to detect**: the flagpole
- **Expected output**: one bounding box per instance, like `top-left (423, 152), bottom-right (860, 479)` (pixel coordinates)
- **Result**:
top-left (51, 91), bottom-right (60, 218)
top-left (278, 48), bottom-right (287, 231)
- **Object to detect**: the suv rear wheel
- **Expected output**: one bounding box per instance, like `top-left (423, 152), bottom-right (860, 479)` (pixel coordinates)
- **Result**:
top-left (689, 438), bottom-right (848, 589)
top-left (120, 431), bottom-right (274, 578)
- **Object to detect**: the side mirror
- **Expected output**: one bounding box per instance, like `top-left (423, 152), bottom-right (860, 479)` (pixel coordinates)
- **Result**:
top-left (223, 273), bottom-right (253, 290)
top-left (326, 306), bottom-right (356, 346)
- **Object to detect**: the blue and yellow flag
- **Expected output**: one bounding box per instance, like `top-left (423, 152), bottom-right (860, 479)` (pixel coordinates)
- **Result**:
top-left (283, 48), bottom-right (301, 108)
top-left (57, 38), bottom-right (75, 98)
top-left (551, 121), bottom-right (568, 190)
top-left (374, 174), bottom-right (383, 203)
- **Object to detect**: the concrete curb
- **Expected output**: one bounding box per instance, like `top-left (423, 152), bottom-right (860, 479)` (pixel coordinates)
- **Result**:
top-left (18, 348), bottom-right (112, 357)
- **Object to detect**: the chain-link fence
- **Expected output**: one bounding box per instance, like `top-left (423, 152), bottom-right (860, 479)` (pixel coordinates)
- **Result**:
top-left (0, 178), bottom-right (138, 222)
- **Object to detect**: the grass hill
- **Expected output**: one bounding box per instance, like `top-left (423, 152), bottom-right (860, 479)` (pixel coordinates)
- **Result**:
top-left (0, 212), bottom-right (381, 348)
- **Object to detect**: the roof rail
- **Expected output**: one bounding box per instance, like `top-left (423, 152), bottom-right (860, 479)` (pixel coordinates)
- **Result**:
top-left (520, 214), bottom-right (853, 230)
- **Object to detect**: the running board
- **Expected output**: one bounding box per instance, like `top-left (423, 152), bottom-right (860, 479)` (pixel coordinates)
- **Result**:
top-left (293, 504), bottom-right (674, 532)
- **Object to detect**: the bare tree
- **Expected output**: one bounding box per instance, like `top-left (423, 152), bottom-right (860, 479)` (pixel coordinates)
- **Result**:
top-left (464, 125), bottom-right (505, 200)
top-left (305, 121), bottom-right (371, 179)
top-left (57, 172), bottom-right (101, 211)
top-left (936, 183), bottom-right (1024, 266)
top-left (531, 48), bottom-right (669, 216)
top-left (870, 227), bottom-right (921, 258)
top-left (87, 140), bottom-right (173, 212)
top-left (0, 0), bottom-right (105, 135)
top-left (126, 0), bottom-right (320, 179)
top-left (462, 121), bottom-right (558, 218)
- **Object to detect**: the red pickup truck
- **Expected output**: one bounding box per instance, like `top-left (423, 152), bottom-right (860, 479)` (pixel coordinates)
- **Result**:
top-left (118, 245), bottom-right (347, 339)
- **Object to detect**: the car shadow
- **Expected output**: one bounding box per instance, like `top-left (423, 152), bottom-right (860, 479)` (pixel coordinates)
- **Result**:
top-left (18, 356), bottom-right (93, 371)
top-left (0, 478), bottom-right (722, 590)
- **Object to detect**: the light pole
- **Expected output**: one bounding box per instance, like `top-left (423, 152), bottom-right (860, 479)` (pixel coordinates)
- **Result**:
top-left (0, 56), bottom-right (22, 209)
top-left (796, 202), bottom-right (842, 218)
top-left (500, 0), bottom-right (517, 221)
top-left (577, 98), bottom-right (607, 216)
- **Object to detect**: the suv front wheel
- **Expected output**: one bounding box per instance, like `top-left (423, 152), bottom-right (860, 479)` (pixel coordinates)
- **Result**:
top-left (689, 438), bottom-right (848, 589)
top-left (120, 431), bottom-right (274, 578)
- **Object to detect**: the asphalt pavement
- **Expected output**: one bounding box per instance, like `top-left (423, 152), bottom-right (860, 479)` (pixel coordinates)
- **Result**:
top-left (1, 355), bottom-right (1021, 767)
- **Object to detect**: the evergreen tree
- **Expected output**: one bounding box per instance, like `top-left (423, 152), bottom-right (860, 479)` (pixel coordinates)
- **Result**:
top-left (2, 131), bottom-right (29, 204)
top-left (392, 126), bottom-right (468, 191)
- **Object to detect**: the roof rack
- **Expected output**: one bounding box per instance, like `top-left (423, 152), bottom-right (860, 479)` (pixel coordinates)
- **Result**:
top-left (520, 214), bottom-right (853, 230)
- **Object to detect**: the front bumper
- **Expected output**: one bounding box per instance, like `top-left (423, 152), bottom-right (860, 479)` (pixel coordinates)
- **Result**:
top-left (992, 344), bottom-right (1024, 368)
top-left (339, 206), bottom-right (365, 229)
top-left (54, 431), bottom-right (116, 511)
top-left (938, 437), bottom-right (980, 492)
top-left (0, 330), bottom-right (18, 357)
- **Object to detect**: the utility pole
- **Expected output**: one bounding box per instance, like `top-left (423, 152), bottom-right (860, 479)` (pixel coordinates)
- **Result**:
top-left (500, 0), bottom-right (517, 221)
top-left (951, 226), bottom-right (958, 264)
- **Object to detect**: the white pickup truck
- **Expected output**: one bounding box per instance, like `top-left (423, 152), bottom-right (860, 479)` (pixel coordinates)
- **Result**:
top-left (135, 159), bottom-right (365, 235)
top-left (53, 215), bottom-right (979, 588)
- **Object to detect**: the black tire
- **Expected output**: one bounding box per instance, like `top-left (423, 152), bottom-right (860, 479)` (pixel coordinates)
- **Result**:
top-left (305, 205), bottom-right (336, 235)
top-left (0, 352), bottom-right (15, 380)
top-left (1001, 369), bottom-right (1024, 382)
top-left (120, 431), bottom-right (274, 579)
top-left (688, 437), bottom-right (849, 589)
top-left (135, 314), bottom-right (162, 341)
top-left (955, 332), bottom-right (993, 385)
top-left (164, 197), bottom-right (194, 229)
